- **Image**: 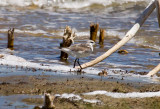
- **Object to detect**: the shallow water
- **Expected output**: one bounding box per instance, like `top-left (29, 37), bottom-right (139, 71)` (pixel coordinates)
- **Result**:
top-left (0, 0), bottom-right (159, 76)
top-left (0, 94), bottom-right (40, 109)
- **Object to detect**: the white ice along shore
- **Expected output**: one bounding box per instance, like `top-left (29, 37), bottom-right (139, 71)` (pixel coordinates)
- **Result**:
top-left (83, 90), bottom-right (160, 98)
top-left (0, 51), bottom-right (159, 84)
top-left (0, 52), bottom-right (159, 79)
top-left (54, 93), bottom-right (101, 104)
top-left (56, 90), bottom-right (160, 100)
top-left (44, 90), bottom-right (160, 104)
top-left (0, 53), bottom-right (100, 74)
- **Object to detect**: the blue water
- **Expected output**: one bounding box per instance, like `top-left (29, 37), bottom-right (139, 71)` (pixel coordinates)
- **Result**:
top-left (0, 0), bottom-right (159, 75)
top-left (0, 0), bottom-right (159, 80)
top-left (0, 95), bottom-right (41, 109)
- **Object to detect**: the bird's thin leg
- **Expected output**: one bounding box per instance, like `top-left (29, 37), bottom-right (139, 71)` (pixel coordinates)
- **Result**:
top-left (77, 58), bottom-right (82, 70)
top-left (73, 58), bottom-right (78, 68)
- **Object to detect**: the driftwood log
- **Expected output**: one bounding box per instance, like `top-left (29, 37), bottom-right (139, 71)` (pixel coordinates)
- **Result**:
top-left (75, 0), bottom-right (156, 69)
top-left (90, 23), bottom-right (99, 42)
top-left (156, 0), bottom-right (160, 27)
top-left (60, 26), bottom-right (76, 60)
top-left (99, 29), bottom-right (105, 45)
top-left (7, 28), bottom-right (14, 49)
top-left (147, 63), bottom-right (160, 76)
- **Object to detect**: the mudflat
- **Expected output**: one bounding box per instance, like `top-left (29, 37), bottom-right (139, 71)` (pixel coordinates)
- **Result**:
top-left (0, 74), bottom-right (160, 109)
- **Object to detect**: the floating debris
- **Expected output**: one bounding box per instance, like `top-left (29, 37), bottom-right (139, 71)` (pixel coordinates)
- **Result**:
top-left (118, 49), bottom-right (128, 54)
top-left (98, 69), bottom-right (108, 76)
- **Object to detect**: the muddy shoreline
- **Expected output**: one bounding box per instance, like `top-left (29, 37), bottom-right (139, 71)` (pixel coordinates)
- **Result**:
top-left (0, 74), bottom-right (160, 109)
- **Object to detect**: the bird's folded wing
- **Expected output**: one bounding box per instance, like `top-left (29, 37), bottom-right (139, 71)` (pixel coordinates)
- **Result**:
top-left (69, 44), bottom-right (91, 53)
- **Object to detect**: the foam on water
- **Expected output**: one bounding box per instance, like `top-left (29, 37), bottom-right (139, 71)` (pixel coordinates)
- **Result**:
top-left (0, 27), bottom-right (159, 50)
top-left (106, 30), bottom-right (125, 38)
top-left (58, 0), bottom-right (150, 9)
top-left (107, 63), bottom-right (143, 68)
top-left (0, 29), bottom-right (47, 35)
top-left (0, 0), bottom-right (150, 8)
top-left (0, 49), bottom-right (160, 84)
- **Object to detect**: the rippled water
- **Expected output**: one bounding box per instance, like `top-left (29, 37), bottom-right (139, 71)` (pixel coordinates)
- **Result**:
top-left (0, 0), bottom-right (159, 108)
top-left (0, 0), bottom-right (159, 74)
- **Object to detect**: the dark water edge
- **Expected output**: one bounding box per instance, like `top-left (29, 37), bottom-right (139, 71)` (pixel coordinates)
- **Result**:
top-left (0, 64), bottom-right (160, 84)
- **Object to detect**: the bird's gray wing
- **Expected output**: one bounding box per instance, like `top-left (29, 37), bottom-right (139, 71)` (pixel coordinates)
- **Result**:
top-left (69, 44), bottom-right (91, 53)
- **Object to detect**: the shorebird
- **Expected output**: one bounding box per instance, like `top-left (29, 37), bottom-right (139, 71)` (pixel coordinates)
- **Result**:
top-left (61, 40), bottom-right (95, 71)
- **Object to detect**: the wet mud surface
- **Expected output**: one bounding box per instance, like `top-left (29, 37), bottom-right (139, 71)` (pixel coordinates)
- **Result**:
top-left (0, 75), bottom-right (160, 109)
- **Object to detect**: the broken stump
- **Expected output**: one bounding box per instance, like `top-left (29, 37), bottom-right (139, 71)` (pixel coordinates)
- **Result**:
top-left (42, 93), bottom-right (55, 109)
top-left (34, 93), bottom-right (55, 109)
top-left (99, 29), bottom-right (105, 45)
top-left (7, 28), bottom-right (14, 49)
top-left (90, 23), bottom-right (99, 42)
top-left (60, 26), bottom-right (76, 60)
top-left (156, 0), bottom-right (160, 27)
